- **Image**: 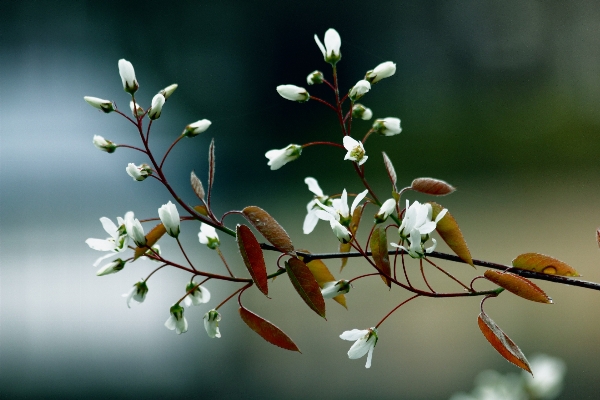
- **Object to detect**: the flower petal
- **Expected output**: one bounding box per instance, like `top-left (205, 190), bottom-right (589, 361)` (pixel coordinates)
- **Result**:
top-left (340, 329), bottom-right (369, 341)
top-left (304, 177), bottom-right (323, 197)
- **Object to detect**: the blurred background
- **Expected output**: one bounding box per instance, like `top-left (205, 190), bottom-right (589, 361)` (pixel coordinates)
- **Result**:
top-left (1, 1), bottom-right (600, 398)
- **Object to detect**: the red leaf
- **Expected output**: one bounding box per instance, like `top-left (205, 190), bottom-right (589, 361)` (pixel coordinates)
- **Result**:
top-left (597, 228), bottom-right (600, 248)
top-left (133, 223), bottom-right (166, 260)
top-left (484, 270), bottom-right (552, 304)
top-left (411, 178), bottom-right (455, 196)
top-left (382, 152), bottom-right (397, 190)
top-left (242, 206), bottom-right (295, 255)
top-left (237, 225), bottom-right (268, 296)
top-left (478, 311), bottom-right (532, 374)
top-left (370, 227), bottom-right (392, 287)
top-left (429, 202), bottom-right (474, 268)
top-left (512, 253), bottom-right (580, 277)
top-left (239, 307), bottom-right (300, 352)
top-left (285, 257), bottom-right (326, 318)
top-left (306, 258), bottom-right (347, 309)
top-left (208, 138), bottom-right (215, 195)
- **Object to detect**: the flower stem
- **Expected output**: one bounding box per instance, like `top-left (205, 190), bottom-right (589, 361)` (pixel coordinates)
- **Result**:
top-left (160, 135), bottom-right (183, 169)
top-left (375, 295), bottom-right (420, 329)
top-left (216, 247), bottom-right (235, 278)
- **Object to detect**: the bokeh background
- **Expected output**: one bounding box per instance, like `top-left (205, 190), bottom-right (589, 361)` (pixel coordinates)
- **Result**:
top-left (1, 1), bottom-right (600, 398)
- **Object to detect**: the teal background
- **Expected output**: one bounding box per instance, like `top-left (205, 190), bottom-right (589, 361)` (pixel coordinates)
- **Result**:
top-left (1, 1), bottom-right (599, 398)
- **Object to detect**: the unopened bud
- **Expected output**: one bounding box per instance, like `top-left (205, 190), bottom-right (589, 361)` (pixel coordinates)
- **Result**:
top-left (93, 135), bottom-right (116, 153)
top-left (352, 103), bottom-right (373, 120)
top-left (183, 119), bottom-right (212, 137)
top-left (130, 101), bottom-right (144, 117)
top-left (148, 94), bottom-right (165, 120)
top-left (160, 84), bottom-right (178, 100)
top-left (118, 59), bottom-right (138, 94)
top-left (306, 70), bottom-right (324, 85)
top-left (126, 163), bottom-right (152, 181)
top-left (372, 117), bottom-right (402, 136)
top-left (348, 80), bottom-right (370, 102)
top-left (84, 96), bottom-right (115, 113)
top-left (365, 61), bottom-right (396, 84)
top-left (276, 85), bottom-right (310, 102)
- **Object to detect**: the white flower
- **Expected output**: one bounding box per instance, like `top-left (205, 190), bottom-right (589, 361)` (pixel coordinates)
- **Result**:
top-left (203, 309), bottom-right (221, 338)
top-left (303, 177), bottom-right (331, 234)
top-left (86, 215), bottom-right (129, 266)
top-left (392, 229), bottom-right (438, 259)
top-left (148, 94), bottom-right (165, 120)
top-left (92, 135), bottom-right (116, 153)
top-left (159, 201), bottom-right (181, 237)
top-left (343, 136), bottom-right (368, 165)
top-left (349, 80), bottom-right (371, 101)
top-left (352, 103), bottom-right (373, 120)
top-left (183, 119), bottom-right (212, 137)
top-left (524, 354), bottom-right (566, 399)
top-left (340, 327), bottom-right (378, 368)
top-left (374, 198), bottom-right (397, 223)
top-left (84, 96), bottom-right (114, 113)
top-left (198, 223), bottom-right (220, 249)
top-left (306, 70), bottom-right (324, 85)
top-left (122, 281), bottom-right (148, 308)
top-left (365, 61), bottom-right (396, 84)
top-left (183, 281), bottom-right (211, 307)
top-left (265, 144), bottom-right (302, 170)
top-left (118, 59), bottom-right (138, 94)
top-left (160, 83), bottom-right (178, 100)
top-left (126, 163), bottom-right (152, 181)
top-left (129, 101), bottom-right (144, 117)
top-left (398, 200), bottom-right (447, 239)
top-left (124, 212), bottom-right (146, 247)
top-left (321, 280), bottom-right (350, 299)
top-left (96, 258), bottom-right (126, 276)
top-left (373, 117), bottom-right (402, 136)
top-left (276, 85), bottom-right (310, 102)
top-left (314, 28), bottom-right (341, 64)
top-left (314, 188), bottom-right (368, 242)
top-left (164, 304), bottom-right (188, 335)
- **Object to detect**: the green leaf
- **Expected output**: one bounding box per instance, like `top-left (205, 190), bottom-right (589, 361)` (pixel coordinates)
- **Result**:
top-left (370, 226), bottom-right (392, 287)
top-left (429, 202), bottom-right (474, 268)
top-left (237, 224), bottom-right (268, 296)
top-left (239, 307), bottom-right (300, 352)
top-left (285, 257), bottom-right (326, 318)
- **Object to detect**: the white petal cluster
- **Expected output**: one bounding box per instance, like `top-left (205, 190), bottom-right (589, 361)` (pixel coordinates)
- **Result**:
top-left (183, 119), bottom-right (212, 137)
top-left (265, 144), bottom-right (302, 170)
top-left (204, 309), bottom-right (221, 338)
top-left (148, 93), bottom-right (165, 120)
top-left (118, 59), bottom-right (138, 94)
top-left (84, 96), bottom-right (114, 113)
top-left (391, 200), bottom-right (447, 259)
top-left (159, 201), bottom-right (181, 237)
top-left (365, 61), bottom-right (396, 84)
top-left (122, 281), bottom-right (148, 308)
top-left (314, 28), bottom-right (342, 64)
top-left (303, 177), bottom-right (331, 234)
top-left (164, 304), bottom-right (188, 335)
top-left (124, 212), bottom-right (146, 247)
top-left (340, 327), bottom-right (378, 368)
top-left (86, 214), bottom-right (130, 266)
top-left (348, 80), bottom-right (371, 101)
top-left (92, 135), bottom-right (116, 153)
top-left (276, 85), bottom-right (310, 102)
top-left (198, 223), bottom-right (220, 249)
top-left (183, 281), bottom-right (211, 307)
top-left (314, 188), bottom-right (368, 243)
top-left (126, 163), bottom-right (152, 181)
top-left (343, 136), bottom-right (368, 165)
top-left (374, 198), bottom-right (397, 223)
top-left (373, 117), bottom-right (402, 136)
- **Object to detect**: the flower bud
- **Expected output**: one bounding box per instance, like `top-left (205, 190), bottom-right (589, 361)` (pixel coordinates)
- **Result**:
top-left (314, 28), bottom-right (342, 65)
top-left (148, 94), bottom-right (165, 120)
top-left (276, 85), bottom-right (310, 102)
top-left (158, 201), bottom-right (180, 237)
top-left (306, 70), bottom-right (324, 85)
top-left (183, 119), bottom-right (212, 137)
top-left (159, 84), bottom-right (178, 100)
top-left (348, 80), bottom-right (371, 101)
top-left (204, 309), bottom-right (222, 338)
top-left (330, 219), bottom-right (352, 244)
top-left (96, 258), bottom-right (126, 276)
top-left (374, 198), bottom-right (396, 223)
top-left (352, 103), bottom-right (373, 120)
top-left (93, 135), bottom-right (117, 153)
top-left (126, 163), bottom-right (152, 181)
top-left (265, 144), bottom-right (302, 170)
top-left (321, 280), bottom-right (351, 298)
top-left (198, 223), bottom-right (220, 249)
top-left (84, 96), bottom-right (115, 113)
top-left (129, 101), bottom-right (144, 117)
top-left (124, 214), bottom-right (147, 247)
top-left (372, 117), bottom-right (402, 136)
top-left (165, 304), bottom-right (188, 335)
top-left (183, 281), bottom-right (211, 307)
top-left (118, 59), bottom-right (138, 94)
top-left (365, 61), bottom-right (396, 84)
top-left (122, 281), bottom-right (148, 308)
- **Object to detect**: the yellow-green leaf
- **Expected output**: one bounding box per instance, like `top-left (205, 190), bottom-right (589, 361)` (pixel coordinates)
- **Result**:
top-left (429, 202), bottom-right (474, 268)
top-left (370, 227), bottom-right (392, 287)
top-left (512, 253), bottom-right (580, 277)
top-left (134, 223), bottom-right (166, 260)
top-left (193, 205), bottom-right (208, 216)
top-left (484, 270), bottom-right (552, 304)
top-left (306, 259), bottom-right (347, 309)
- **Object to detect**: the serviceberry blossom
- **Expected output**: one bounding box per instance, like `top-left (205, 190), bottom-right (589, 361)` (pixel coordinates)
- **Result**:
top-left (86, 215), bottom-right (129, 266)
top-left (96, 258), bottom-right (126, 276)
top-left (129, 100), bottom-right (144, 117)
top-left (303, 177), bottom-right (331, 234)
top-left (314, 188), bottom-right (368, 243)
top-left (126, 163), bottom-right (152, 181)
top-left (160, 83), bottom-right (178, 100)
top-left (158, 201), bottom-right (180, 238)
top-left (92, 135), bottom-right (116, 153)
top-left (306, 70), bottom-right (324, 85)
top-left (314, 28), bottom-right (341, 65)
top-left (276, 85), bottom-right (310, 102)
top-left (122, 281), bottom-right (148, 308)
top-left (198, 223), bottom-right (220, 249)
top-left (352, 103), bottom-right (373, 120)
top-left (265, 144), bottom-right (302, 170)
top-left (204, 309), bottom-right (221, 338)
top-left (398, 200), bottom-right (447, 240)
top-left (183, 119), bottom-right (212, 137)
top-left (373, 117), bottom-right (402, 136)
top-left (124, 212), bottom-right (146, 247)
top-left (348, 80), bottom-right (371, 101)
top-left (165, 304), bottom-right (188, 335)
top-left (343, 136), bottom-right (368, 165)
top-left (321, 280), bottom-right (351, 299)
top-left (374, 198), bottom-right (397, 223)
top-left (340, 327), bottom-right (378, 368)
top-left (84, 96), bottom-right (114, 113)
top-left (392, 229), bottom-right (438, 259)
top-left (182, 281), bottom-right (211, 307)
top-left (148, 93), bottom-right (165, 120)
top-left (365, 61), bottom-right (396, 84)
top-left (118, 59), bottom-right (138, 94)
